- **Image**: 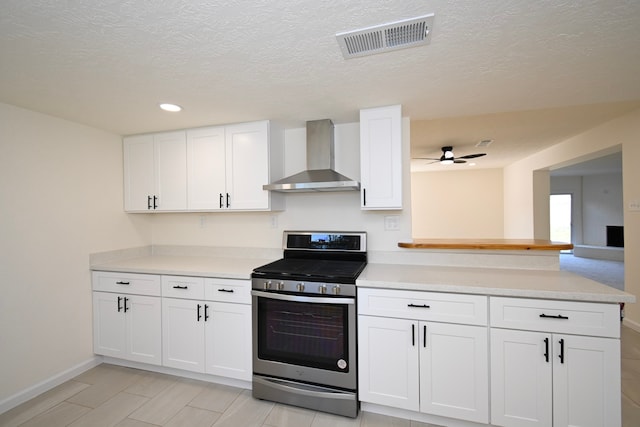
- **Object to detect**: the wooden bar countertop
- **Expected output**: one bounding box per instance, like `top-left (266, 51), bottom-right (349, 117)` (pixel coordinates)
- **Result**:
top-left (398, 239), bottom-right (574, 251)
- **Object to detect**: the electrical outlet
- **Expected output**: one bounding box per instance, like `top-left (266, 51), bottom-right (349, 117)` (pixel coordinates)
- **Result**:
top-left (199, 215), bottom-right (206, 228)
top-left (270, 215), bottom-right (278, 229)
top-left (384, 215), bottom-right (400, 231)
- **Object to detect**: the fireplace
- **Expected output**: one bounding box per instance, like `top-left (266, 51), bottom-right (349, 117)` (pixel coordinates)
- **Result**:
top-left (606, 225), bottom-right (624, 248)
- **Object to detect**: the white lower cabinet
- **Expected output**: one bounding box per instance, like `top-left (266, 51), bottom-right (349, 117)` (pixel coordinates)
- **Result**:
top-left (358, 316), bottom-right (420, 411)
top-left (162, 297), bottom-right (206, 371)
top-left (358, 288), bottom-right (489, 424)
top-left (204, 302), bottom-right (252, 380)
top-left (92, 271), bottom-right (252, 382)
top-left (490, 297), bottom-right (621, 427)
top-left (93, 292), bottom-right (162, 365)
top-left (161, 277), bottom-right (252, 381)
top-left (92, 272), bottom-right (162, 365)
top-left (419, 321), bottom-right (488, 422)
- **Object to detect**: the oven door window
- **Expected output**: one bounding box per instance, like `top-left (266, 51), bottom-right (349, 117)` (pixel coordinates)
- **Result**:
top-left (257, 298), bottom-right (349, 372)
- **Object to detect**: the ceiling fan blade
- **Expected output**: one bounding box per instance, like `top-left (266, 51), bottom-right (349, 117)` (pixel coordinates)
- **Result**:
top-left (453, 159), bottom-right (466, 163)
top-left (413, 157), bottom-right (442, 161)
top-left (457, 153), bottom-right (486, 159)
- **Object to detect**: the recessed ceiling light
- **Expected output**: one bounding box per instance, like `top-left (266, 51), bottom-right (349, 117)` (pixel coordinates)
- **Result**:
top-left (159, 103), bottom-right (182, 112)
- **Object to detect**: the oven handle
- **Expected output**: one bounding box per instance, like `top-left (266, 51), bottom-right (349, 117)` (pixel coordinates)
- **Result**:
top-left (251, 290), bottom-right (354, 305)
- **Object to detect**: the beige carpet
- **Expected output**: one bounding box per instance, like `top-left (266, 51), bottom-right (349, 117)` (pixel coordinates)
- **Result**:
top-left (560, 253), bottom-right (624, 291)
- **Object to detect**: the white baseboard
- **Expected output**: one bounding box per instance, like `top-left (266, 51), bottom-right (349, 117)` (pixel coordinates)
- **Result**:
top-left (361, 402), bottom-right (487, 427)
top-left (102, 357), bottom-right (252, 391)
top-left (623, 317), bottom-right (640, 333)
top-left (573, 245), bottom-right (624, 261)
top-left (0, 356), bottom-right (103, 415)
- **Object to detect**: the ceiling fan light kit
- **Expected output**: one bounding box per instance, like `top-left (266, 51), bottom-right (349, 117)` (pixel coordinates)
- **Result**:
top-left (440, 147), bottom-right (455, 164)
top-left (415, 145), bottom-right (487, 165)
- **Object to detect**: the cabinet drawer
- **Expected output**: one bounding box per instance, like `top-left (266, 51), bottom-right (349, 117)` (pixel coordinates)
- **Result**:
top-left (162, 276), bottom-right (205, 300)
top-left (490, 297), bottom-right (620, 338)
top-left (358, 288), bottom-right (488, 326)
top-left (204, 278), bottom-right (251, 304)
top-left (92, 271), bottom-right (161, 296)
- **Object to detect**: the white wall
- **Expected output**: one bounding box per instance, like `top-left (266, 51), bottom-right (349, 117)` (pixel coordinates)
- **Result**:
top-left (0, 103), bottom-right (151, 404)
top-left (582, 173), bottom-right (624, 246)
top-left (150, 119), bottom-right (414, 252)
top-left (410, 168), bottom-right (504, 238)
top-left (622, 135), bottom-right (640, 327)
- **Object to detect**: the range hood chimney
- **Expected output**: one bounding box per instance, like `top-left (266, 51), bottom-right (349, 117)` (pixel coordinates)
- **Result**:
top-left (263, 119), bottom-right (360, 192)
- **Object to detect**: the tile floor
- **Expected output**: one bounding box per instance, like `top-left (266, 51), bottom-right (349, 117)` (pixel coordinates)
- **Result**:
top-left (2, 325), bottom-right (640, 427)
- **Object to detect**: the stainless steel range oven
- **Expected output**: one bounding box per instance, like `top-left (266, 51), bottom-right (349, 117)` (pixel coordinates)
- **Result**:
top-left (251, 231), bottom-right (367, 418)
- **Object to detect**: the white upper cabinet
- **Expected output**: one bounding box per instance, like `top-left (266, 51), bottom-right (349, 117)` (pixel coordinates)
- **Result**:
top-left (187, 126), bottom-right (227, 210)
top-left (124, 131), bottom-right (187, 212)
top-left (224, 121), bottom-right (279, 210)
top-left (360, 105), bottom-right (403, 210)
top-left (125, 121), bottom-right (283, 212)
top-left (123, 134), bottom-right (154, 212)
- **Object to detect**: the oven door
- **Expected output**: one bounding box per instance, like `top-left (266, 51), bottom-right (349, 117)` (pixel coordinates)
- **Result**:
top-left (252, 290), bottom-right (356, 390)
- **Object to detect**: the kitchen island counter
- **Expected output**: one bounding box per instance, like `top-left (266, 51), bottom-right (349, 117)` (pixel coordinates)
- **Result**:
top-left (357, 263), bottom-right (634, 303)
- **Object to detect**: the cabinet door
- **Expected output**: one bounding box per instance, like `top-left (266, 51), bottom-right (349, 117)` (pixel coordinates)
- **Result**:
top-left (358, 316), bottom-right (419, 411)
top-left (187, 126), bottom-right (227, 210)
top-left (93, 292), bottom-right (127, 358)
top-left (552, 335), bottom-right (621, 427)
top-left (125, 295), bottom-right (162, 366)
top-left (420, 322), bottom-right (489, 423)
top-left (162, 298), bottom-right (205, 372)
top-left (154, 131), bottom-right (187, 211)
top-left (360, 105), bottom-right (402, 210)
top-left (204, 302), bottom-right (252, 381)
top-left (123, 135), bottom-right (154, 211)
top-left (225, 121), bottom-right (270, 210)
top-left (491, 328), bottom-right (552, 427)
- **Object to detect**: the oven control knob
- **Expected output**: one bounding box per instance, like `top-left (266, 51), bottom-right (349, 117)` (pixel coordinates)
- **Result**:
top-left (332, 285), bottom-right (341, 295)
top-left (319, 284), bottom-right (327, 294)
top-left (277, 281), bottom-right (285, 291)
top-left (296, 282), bottom-right (305, 292)
top-left (264, 281), bottom-right (272, 290)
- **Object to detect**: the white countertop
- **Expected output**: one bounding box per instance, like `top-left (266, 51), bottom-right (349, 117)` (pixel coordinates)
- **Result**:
top-left (357, 263), bottom-right (635, 303)
top-left (90, 254), bottom-right (276, 280)
top-left (90, 252), bottom-right (635, 304)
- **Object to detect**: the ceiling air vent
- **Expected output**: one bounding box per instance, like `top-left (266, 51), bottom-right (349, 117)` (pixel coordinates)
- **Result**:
top-left (336, 14), bottom-right (434, 59)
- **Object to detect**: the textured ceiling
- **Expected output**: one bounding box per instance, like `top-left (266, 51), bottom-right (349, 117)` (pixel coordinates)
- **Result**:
top-left (1, 0), bottom-right (639, 167)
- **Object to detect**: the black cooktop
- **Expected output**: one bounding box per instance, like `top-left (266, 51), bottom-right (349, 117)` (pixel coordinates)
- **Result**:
top-left (252, 231), bottom-right (367, 284)
top-left (252, 258), bottom-right (366, 283)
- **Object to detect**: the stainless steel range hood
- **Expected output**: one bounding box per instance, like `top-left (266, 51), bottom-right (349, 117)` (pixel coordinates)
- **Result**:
top-left (263, 119), bottom-right (360, 192)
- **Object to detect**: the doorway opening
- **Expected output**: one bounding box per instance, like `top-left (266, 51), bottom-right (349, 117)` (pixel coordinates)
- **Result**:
top-left (550, 194), bottom-right (572, 253)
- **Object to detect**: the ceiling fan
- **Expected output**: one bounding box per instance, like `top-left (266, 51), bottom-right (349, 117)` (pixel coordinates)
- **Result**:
top-left (415, 146), bottom-right (487, 165)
